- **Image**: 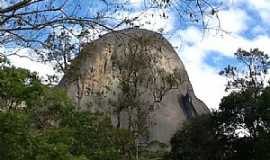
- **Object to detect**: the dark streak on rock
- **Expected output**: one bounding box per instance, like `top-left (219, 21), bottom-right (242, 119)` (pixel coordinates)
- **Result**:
top-left (179, 93), bottom-right (198, 120)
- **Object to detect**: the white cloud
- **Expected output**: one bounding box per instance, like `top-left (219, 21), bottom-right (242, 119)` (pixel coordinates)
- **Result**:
top-left (169, 28), bottom-right (228, 109)
top-left (224, 0), bottom-right (270, 25)
top-left (247, 0), bottom-right (270, 11)
top-left (116, 9), bottom-right (175, 33)
top-left (130, 0), bottom-right (143, 6)
top-left (186, 61), bottom-right (227, 110)
top-left (249, 35), bottom-right (270, 53)
top-left (0, 0), bottom-right (8, 8)
top-left (218, 8), bottom-right (250, 33)
top-left (246, 0), bottom-right (270, 25)
top-left (177, 26), bottom-right (203, 45)
top-left (167, 4), bottom-right (270, 109)
top-left (5, 48), bottom-right (57, 78)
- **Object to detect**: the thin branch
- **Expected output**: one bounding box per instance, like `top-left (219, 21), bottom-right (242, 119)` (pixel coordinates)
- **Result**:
top-left (0, 0), bottom-right (32, 13)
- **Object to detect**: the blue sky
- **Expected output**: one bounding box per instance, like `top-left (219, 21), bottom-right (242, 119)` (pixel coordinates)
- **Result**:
top-left (3, 0), bottom-right (270, 109)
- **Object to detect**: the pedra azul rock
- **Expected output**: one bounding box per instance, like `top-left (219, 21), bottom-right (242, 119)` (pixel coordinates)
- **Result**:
top-left (59, 28), bottom-right (209, 148)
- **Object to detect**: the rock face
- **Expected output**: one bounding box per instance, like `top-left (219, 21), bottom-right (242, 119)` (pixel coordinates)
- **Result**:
top-left (59, 28), bottom-right (209, 147)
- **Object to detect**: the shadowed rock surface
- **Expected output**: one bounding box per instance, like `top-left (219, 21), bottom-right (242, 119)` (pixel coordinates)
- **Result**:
top-left (59, 28), bottom-right (209, 147)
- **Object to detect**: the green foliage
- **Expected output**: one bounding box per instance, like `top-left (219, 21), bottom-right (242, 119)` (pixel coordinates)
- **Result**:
top-left (217, 87), bottom-right (270, 160)
top-left (61, 111), bottom-right (135, 160)
top-left (169, 115), bottom-right (227, 160)
top-left (0, 64), bottom-right (136, 160)
top-left (28, 87), bottom-right (74, 129)
top-left (0, 112), bottom-right (33, 160)
top-left (217, 48), bottom-right (270, 160)
top-left (169, 48), bottom-right (270, 160)
top-left (220, 48), bottom-right (270, 91)
top-left (169, 91), bottom-right (270, 160)
top-left (0, 64), bottom-right (43, 110)
top-left (0, 111), bottom-right (88, 160)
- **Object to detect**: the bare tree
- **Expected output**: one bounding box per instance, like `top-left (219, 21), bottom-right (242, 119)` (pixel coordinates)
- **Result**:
top-left (0, 0), bottom-right (124, 55)
top-left (0, 0), bottom-right (220, 72)
top-left (147, 0), bottom-right (220, 27)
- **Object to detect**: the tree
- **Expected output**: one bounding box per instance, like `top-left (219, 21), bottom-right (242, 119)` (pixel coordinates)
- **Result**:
top-left (169, 48), bottom-right (270, 160)
top-left (217, 86), bottom-right (270, 160)
top-left (169, 114), bottom-right (229, 160)
top-left (0, 112), bottom-right (33, 160)
top-left (0, 0), bottom-right (122, 47)
top-left (0, 0), bottom-right (126, 72)
top-left (43, 28), bottom-right (79, 73)
top-left (218, 49), bottom-right (270, 158)
top-left (169, 88), bottom-right (270, 160)
top-left (106, 36), bottom-right (184, 159)
top-left (0, 62), bottom-right (137, 160)
top-left (220, 48), bottom-right (270, 92)
top-left (0, 111), bottom-right (133, 160)
top-left (61, 112), bottom-right (136, 160)
top-left (0, 60), bottom-right (43, 110)
top-left (1, 0), bottom-right (220, 73)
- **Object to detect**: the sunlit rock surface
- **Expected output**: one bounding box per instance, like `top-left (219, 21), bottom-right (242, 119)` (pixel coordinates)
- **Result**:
top-left (59, 28), bottom-right (209, 147)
